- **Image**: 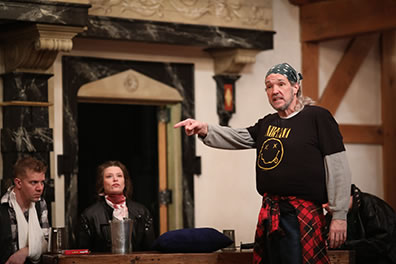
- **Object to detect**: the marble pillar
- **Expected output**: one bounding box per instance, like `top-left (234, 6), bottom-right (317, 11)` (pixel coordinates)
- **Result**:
top-left (0, 0), bottom-right (89, 227)
top-left (0, 72), bottom-right (54, 219)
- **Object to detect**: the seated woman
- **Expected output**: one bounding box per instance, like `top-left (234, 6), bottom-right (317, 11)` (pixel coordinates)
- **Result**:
top-left (78, 160), bottom-right (155, 252)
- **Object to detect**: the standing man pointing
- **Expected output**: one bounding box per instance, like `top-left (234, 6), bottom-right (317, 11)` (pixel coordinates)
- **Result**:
top-left (174, 62), bottom-right (351, 264)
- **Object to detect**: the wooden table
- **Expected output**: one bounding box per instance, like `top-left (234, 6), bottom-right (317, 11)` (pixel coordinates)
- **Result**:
top-left (42, 250), bottom-right (354, 264)
top-left (42, 251), bottom-right (253, 264)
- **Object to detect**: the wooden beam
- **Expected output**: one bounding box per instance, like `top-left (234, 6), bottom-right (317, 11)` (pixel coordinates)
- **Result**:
top-left (318, 34), bottom-right (378, 115)
top-left (0, 101), bottom-right (53, 107)
top-left (300, 0), bottom-right (396, 42)
top-left (289, 0), bottom-right (326, 6)
top-left (301, 42), bottom-right (319, 100)
top-left (339, 124), bottom-right (383, 145)
top-left (381, 31), bottom-right (396, 208)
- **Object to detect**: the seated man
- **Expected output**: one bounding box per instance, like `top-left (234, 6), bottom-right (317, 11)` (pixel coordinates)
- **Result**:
top-left (325, 184), bottom-right (396, 264)
top-left (0, 156), bottom-right (50, 264)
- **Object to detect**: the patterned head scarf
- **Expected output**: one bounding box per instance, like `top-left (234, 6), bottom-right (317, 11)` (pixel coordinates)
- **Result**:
top-left (265, 62), bottom-right (303, 84)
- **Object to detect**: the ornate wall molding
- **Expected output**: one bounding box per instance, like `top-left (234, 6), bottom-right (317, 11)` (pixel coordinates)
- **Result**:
top-left (1, 24), bottom-right (85, 72)
top-left (88, 0), bottom-right (272, 31)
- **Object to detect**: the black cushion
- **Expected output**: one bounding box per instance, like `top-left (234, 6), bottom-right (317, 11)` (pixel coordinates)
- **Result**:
top-left (152, 227), bottom-right (233, 253)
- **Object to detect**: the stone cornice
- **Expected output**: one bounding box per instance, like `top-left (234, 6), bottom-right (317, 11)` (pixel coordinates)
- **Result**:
top-left (0, 0), bottom-right (90, 27)
top-left (0, 0), bottom-right (274, 74)
top-left (87, 0), bottom-right (272, 31)
top-left (1, 24), bottom-right (85, 71)
top-left (80, 16), bottom-right (275, 50)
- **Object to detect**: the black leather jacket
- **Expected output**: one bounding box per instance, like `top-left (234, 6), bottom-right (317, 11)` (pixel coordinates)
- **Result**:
top-left (78, 197), bottom-right (155, 252)
top-left (326, 185), bottom-right (396, 264)
top-left (0, 203), bottom-right (15, 264)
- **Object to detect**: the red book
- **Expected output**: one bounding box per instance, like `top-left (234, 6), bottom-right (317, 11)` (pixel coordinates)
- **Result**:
top-left (62, 249), bottom-right (90, 255)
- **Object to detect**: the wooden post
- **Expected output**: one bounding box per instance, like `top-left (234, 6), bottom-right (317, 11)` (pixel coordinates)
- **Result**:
top-left (381, 31), bottom-right (396, 208)
top-left (158, 121), bottom-right (168, 234)
top-left (301, 41), bottom-right (319, 100)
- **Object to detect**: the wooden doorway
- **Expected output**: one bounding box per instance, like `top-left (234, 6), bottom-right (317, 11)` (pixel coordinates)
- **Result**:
top-left (61, 56), bottom-right (196, 247)
top-left (77, 103), bottom-right (160, 236)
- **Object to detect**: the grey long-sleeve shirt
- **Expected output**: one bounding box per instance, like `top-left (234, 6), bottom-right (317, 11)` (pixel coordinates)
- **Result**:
top-left (201, 123), bottom-right (351, 220)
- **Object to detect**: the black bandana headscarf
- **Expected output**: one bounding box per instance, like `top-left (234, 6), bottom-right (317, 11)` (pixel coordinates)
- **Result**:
top-left (265, 62), bottom-right (303, 84)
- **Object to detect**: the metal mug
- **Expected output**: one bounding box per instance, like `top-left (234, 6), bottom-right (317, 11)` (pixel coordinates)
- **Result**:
top-left (222, 229), bottom-right (236, 251)
top-left (109, 218), bottom-right (133, 254)
top-left (48, 227), bottom-right (68, 253)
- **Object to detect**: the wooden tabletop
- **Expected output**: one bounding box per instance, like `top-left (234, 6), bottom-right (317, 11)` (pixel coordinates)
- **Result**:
top-left (42, 249), bottom-right (354, 264)
top-left (42, 251), bottom-right (253, 264)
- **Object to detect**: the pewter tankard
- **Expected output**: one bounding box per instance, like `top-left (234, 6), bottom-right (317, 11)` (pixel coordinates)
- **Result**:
top-left (48, 227), bottom-right (68, 253)
top-left (109, 218), bottom-right (133, 254)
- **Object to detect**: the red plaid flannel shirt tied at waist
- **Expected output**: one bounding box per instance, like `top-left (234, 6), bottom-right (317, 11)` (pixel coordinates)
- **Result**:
top-left (253, 193), bottom-right (330, 264)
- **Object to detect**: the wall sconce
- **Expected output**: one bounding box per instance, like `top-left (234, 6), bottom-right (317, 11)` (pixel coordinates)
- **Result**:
top-left (213, 75), bottom-right (240, 126)
top-left (207, 48), bottom-right (259, 126)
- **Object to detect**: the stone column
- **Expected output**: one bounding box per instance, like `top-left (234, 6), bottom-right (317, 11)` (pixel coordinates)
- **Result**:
top-left (0, 23), bottom-right (85, 224)
top-left (0, 72), bottom-right (53, 189)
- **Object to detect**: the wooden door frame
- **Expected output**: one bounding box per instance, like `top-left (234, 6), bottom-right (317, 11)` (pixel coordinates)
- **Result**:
top-left (158, 119), bottom-right (168, 234)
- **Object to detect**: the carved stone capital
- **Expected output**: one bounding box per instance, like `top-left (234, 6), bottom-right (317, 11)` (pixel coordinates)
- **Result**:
top-left (206, 48), bottom-right (261, 75)
top-left (1, 24), bottom-right (85, 72)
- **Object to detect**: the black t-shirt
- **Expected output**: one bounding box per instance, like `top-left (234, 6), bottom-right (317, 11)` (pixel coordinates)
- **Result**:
top-left (247, 105), bottom-right (345, 204)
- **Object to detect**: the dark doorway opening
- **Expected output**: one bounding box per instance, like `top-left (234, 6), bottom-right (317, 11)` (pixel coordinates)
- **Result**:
top-left (77, 102), bottom-right (159, 237)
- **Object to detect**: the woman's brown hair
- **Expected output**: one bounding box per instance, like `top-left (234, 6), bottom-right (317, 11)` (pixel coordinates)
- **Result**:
top-left (95, 160), bottom-right (133, 198)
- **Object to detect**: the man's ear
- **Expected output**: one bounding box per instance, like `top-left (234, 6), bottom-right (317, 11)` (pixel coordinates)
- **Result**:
top-left (293, 83), bottom-right (300, 95)
top-left (14, 178), bottom-right (22, 189)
